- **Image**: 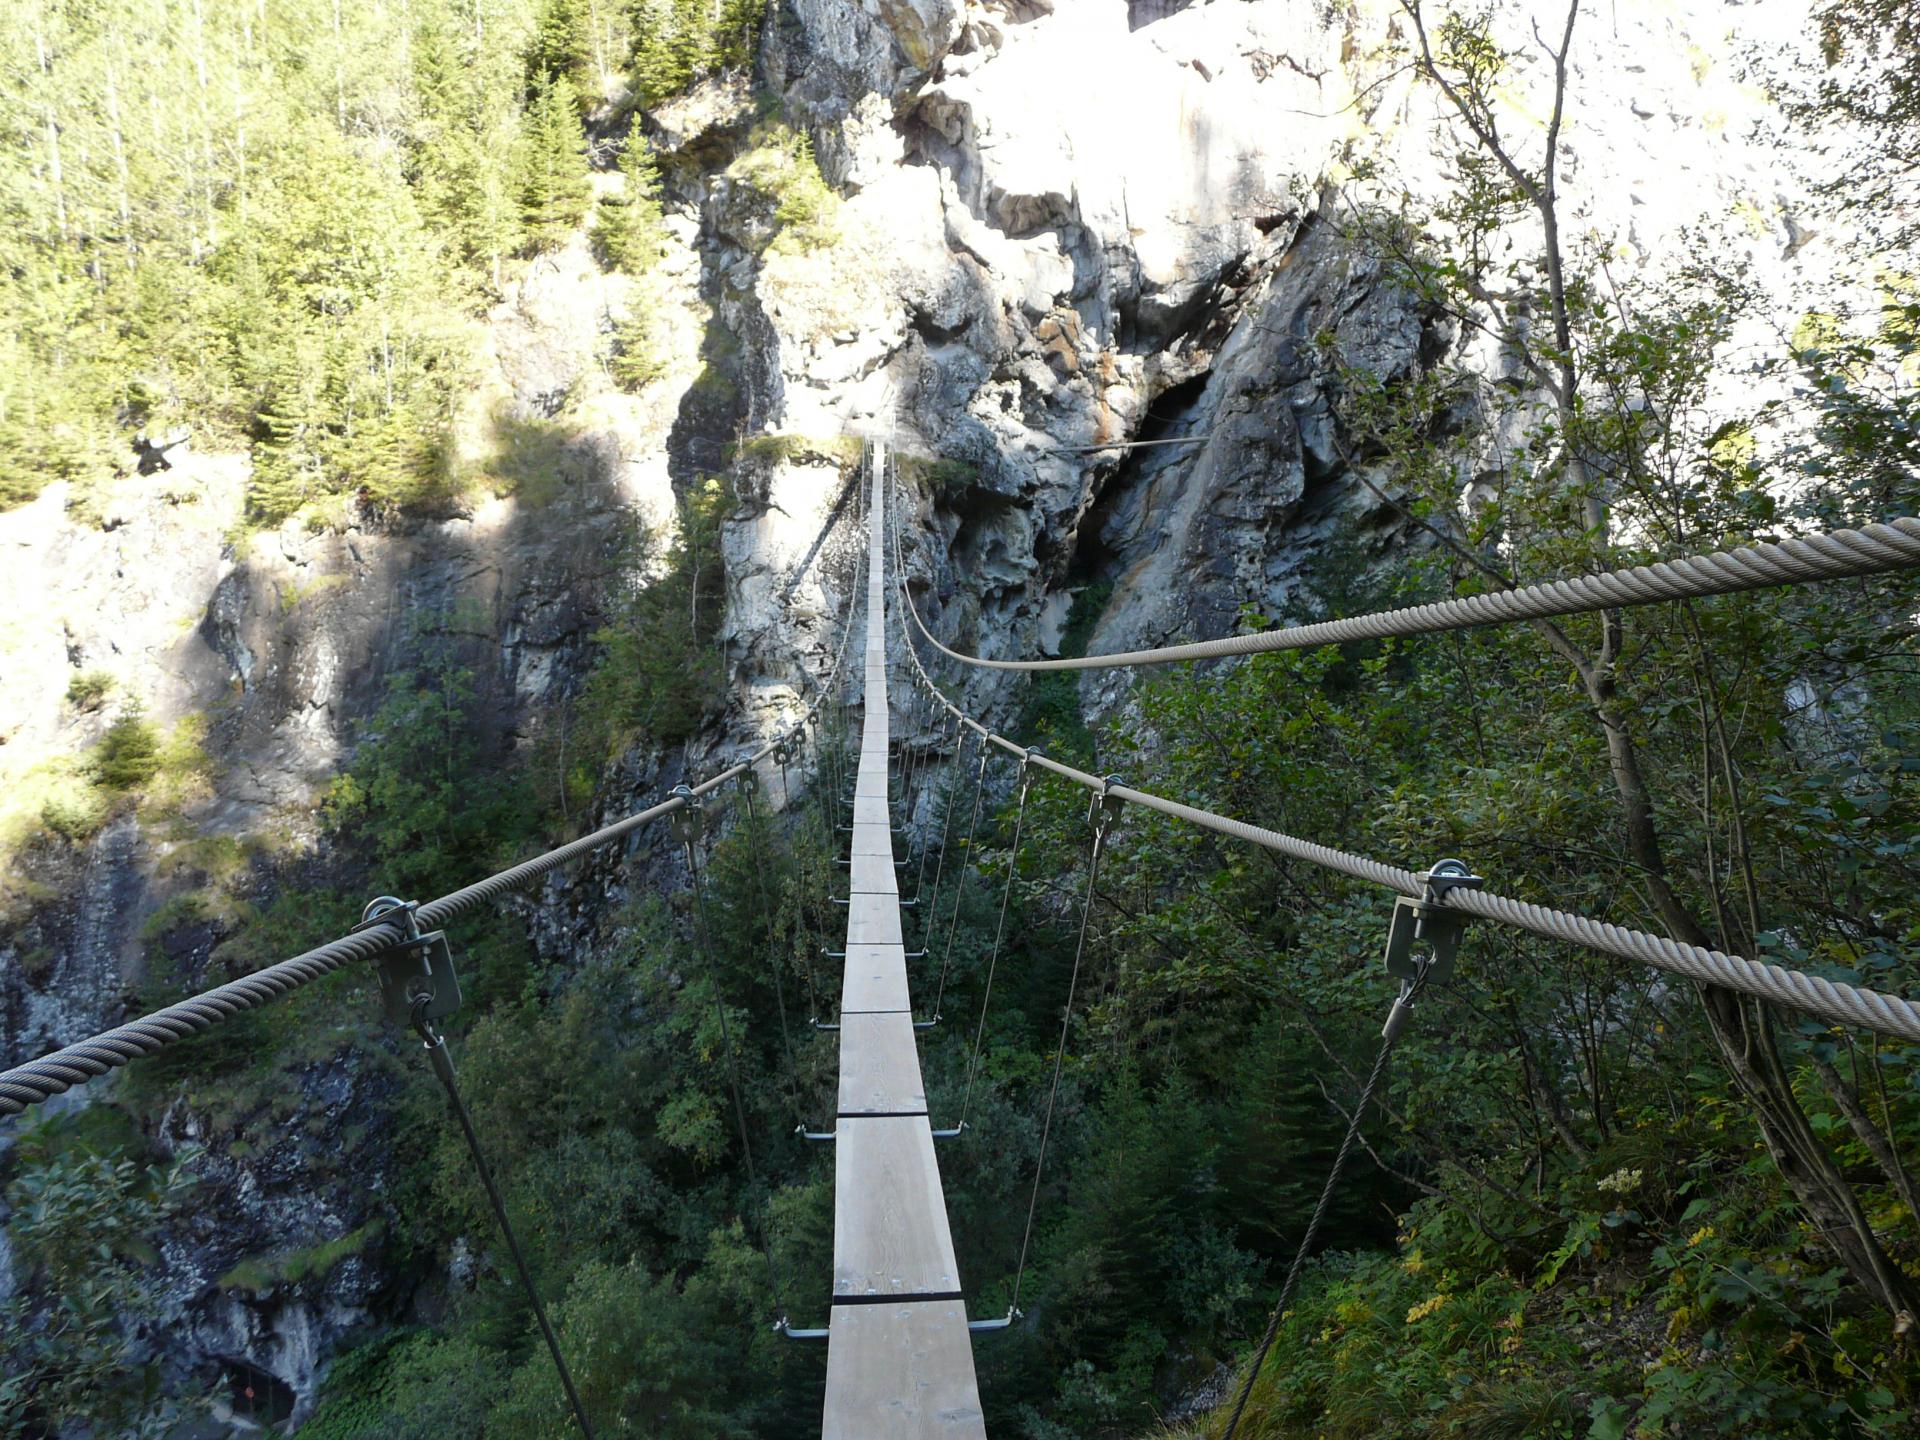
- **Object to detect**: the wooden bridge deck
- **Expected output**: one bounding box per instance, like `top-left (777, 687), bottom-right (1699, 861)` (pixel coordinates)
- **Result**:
top-left (821, 447), bottom-right (987, 1438)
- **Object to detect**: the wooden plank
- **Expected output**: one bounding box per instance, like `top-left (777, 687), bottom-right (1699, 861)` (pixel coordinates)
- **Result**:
top-left (850, 850), bottom-right (898, 896)
top-left (840, 944), bottom-right (912, 1012)
top-left (852, 828), bottom-right (897, 857)
top-left (847, 897), bottom-right (905, 948)
top-left (822, 1301), bottom-right (986, 1440)
top-left (837, 1011), bottom-right (928, 1114)
top-left (854, 796), bottom-right (892, 826)
top-left (832, 1115), bottom-right (960, 1297)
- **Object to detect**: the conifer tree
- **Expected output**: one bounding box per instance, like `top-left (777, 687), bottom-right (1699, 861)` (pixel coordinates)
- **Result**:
top-left (594, 132), bottom-right (667, 273)
top-left (516, 75), bottom-right (592, 252)
top-left (526, 0), bottom-right (594, 104)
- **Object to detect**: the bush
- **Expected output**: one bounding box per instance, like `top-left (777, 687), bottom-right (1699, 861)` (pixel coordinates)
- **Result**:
top-left (39, 776), bottom-right (109, 841)
top-left (90, 708), bottom-right (161, 790)
top-left (64, 670), bottom-right (114, 711)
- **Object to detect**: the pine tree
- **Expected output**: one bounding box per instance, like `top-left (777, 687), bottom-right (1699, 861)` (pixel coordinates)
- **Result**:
top-left (526, 0), bottom-right (594, 104)
top-left (516, 75), bottom-right (592, 252)
top-left (593, 131), bottom-right (667, 273)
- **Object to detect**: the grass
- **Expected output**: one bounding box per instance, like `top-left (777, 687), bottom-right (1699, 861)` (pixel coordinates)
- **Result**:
top-left (728, 433), bottom-right (861, 470)
top-left (218, 1220), bottom-right (384, 1293)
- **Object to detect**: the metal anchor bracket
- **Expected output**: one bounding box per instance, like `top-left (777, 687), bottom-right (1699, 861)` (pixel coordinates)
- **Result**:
top-left (1088, 775), bottom-right (1125, 843)
top-left (354, 896), bottom-right (461, 1029)
top-left (1018, 746), bottom-right (1043, 798)
top-left (669, 785), bottom-right (705, 846)
top-left (1380, 858), bottom-right (1483, 1041)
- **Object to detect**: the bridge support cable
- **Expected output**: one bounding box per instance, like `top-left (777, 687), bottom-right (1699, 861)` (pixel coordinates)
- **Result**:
top-left (411, 1000), bottom-right (597, 1440)
top-left (947, 751), bottom-right (1038, 1138)
top-left (1219, 963), bottom-right (1437, 1440)
top-left (892, 516), bottom-right (1920, 673)
top-left (931, 742), bottom-right (992, 1024)
top-left (676, 788), bottom-right (795, 1328)
top-left (880, 491), bottom-right (1920, 1043)
top-left (991, 778), bottom-right (1125, 1328)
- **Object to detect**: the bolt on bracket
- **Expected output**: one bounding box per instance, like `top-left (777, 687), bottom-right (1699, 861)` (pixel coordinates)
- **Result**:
top-left (354, 896), bottom-right (461, 1029)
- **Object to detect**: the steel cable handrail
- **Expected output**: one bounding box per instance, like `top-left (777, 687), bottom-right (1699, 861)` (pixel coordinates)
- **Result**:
top-left (889, 503), bottom-right (1920, 671)
top-left (883, 474), bottom-right (1920, 1042)
top-left (0, 506), bottom-right (871, 1120)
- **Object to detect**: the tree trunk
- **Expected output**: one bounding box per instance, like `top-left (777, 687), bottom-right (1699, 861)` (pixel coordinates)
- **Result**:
top-left (1587, 667), bottom-right (1918, 1325)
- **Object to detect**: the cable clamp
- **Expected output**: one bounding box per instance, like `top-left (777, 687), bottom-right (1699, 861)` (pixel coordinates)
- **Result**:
top-left (739, 766), bottom-right (760, 795)
top-left (1088, 775), bottom-right (1125, 841)
top-left (1019, 746), bottom-right (1043, 797)
top-left (773, 738), bottom-right (794, 765)
top-left (1380, 859), bottom-right (1482, 1041)
top-left (669, 784), bottom-right (705, 845)
top-left (354, 896), bottom-right (461, 1029)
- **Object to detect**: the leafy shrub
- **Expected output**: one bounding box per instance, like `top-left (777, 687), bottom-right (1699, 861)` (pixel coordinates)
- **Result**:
top-left (39, 777), bottom-right (109, 841)
top-left (89, 708), bottom-right (161, 790)
top-left (64, 670), bottom-right (114, 711)
top-left (725, 122), bottom-right (839, 253)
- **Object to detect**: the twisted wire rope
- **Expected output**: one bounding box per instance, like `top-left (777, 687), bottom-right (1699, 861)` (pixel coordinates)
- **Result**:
top-left (883, 479), bottom-right (1920, 1043)
top-left (0, 496), bottom-right (871, 1119)
top-left (897, 515), bottom-right (1920, 672)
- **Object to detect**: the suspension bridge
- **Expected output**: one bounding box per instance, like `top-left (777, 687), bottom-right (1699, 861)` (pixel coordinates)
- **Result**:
top-left (4, 440), bottom-right (1920, 1437)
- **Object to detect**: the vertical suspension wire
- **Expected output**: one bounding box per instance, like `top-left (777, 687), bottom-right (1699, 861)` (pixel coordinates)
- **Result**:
top-left (1005, 791), bottom-right (1119, 1318)
top-left (413, 1008), bottom-right (596, 1440)
top-left (741, 776), bottom-right (806, 1130)
top-left (1218, 967), bottom-right (1433, 1440)
top-left (953, 757), bottom-right (1035, 1133)
top-left (931, 740), bottom-right (992, 1021)
top-left (917, 728), bottom-right (975, 953)
top-left (681, 818), bottom-right (792, 1325)
top-left (910, 712), bottom-right (956, 903)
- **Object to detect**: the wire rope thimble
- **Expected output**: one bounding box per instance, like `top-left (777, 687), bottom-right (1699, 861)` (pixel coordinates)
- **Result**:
top-left (669, 784), bottom-right (705, 848)
top-left (1088, 775), bottom-right (1125, 848)
top-left (1380, 858), bottom-right (1483, 1042)
top-left (353, 895), bottom-right (461, 1032)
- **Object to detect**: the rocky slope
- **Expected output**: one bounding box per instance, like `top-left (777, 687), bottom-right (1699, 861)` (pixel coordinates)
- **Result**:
top-left (0, 0), bottom-right (1853, 1425)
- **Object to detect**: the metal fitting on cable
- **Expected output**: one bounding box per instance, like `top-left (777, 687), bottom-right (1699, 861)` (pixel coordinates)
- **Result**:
top-left (669, 784), bottom-right (705, 846)
top-left (1380, 859), bottom-right (1482, 1042)
top-left (1088, 774), bottom-right (1125, 843)
top-left (1019, 746), bottom-right (1043, 799)
top-left (353, 896), bottom-right (461, 1029)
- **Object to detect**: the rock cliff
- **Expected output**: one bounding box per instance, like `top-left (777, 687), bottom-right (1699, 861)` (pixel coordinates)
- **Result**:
top-left (0, 0), bottom-right (1850, 1424)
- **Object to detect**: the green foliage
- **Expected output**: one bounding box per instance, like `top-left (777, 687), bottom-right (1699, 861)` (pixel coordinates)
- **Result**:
top-left (596, 132), bottom-right (670, 274)
top-left (321, 636), bottom-right (535, 894)
top-left (517, 75), bottom-right (594, 252)
top-left (728, 432), bottom-right (861, 469)
top-left (610, 304), bottom-right (671, 391)
top-left (526, 0), bottom-right (595, 100)
top-left (538, 481), bottom-right (727, 815)
top-left (218, 1220), bottom-right (383, 1293)
top-left (629, 0), bottom-right (764, 107)
top-left (1018, 580), bottom-right (1110, 762)
top-left (302, 1330), bottom-right (505, 1440)
top-left (0, 0), bottom-right (581, 526)
top-left (0, 1127), bottom-right (197, 1439)
top-left (90, 706), bottom-right (161, 790)
top-left (64, 669), bottom-right (114, 711)
top-left (38, 774), bottom-right (109, 841)
top-left (724, 122), bottom-right (840, 253)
